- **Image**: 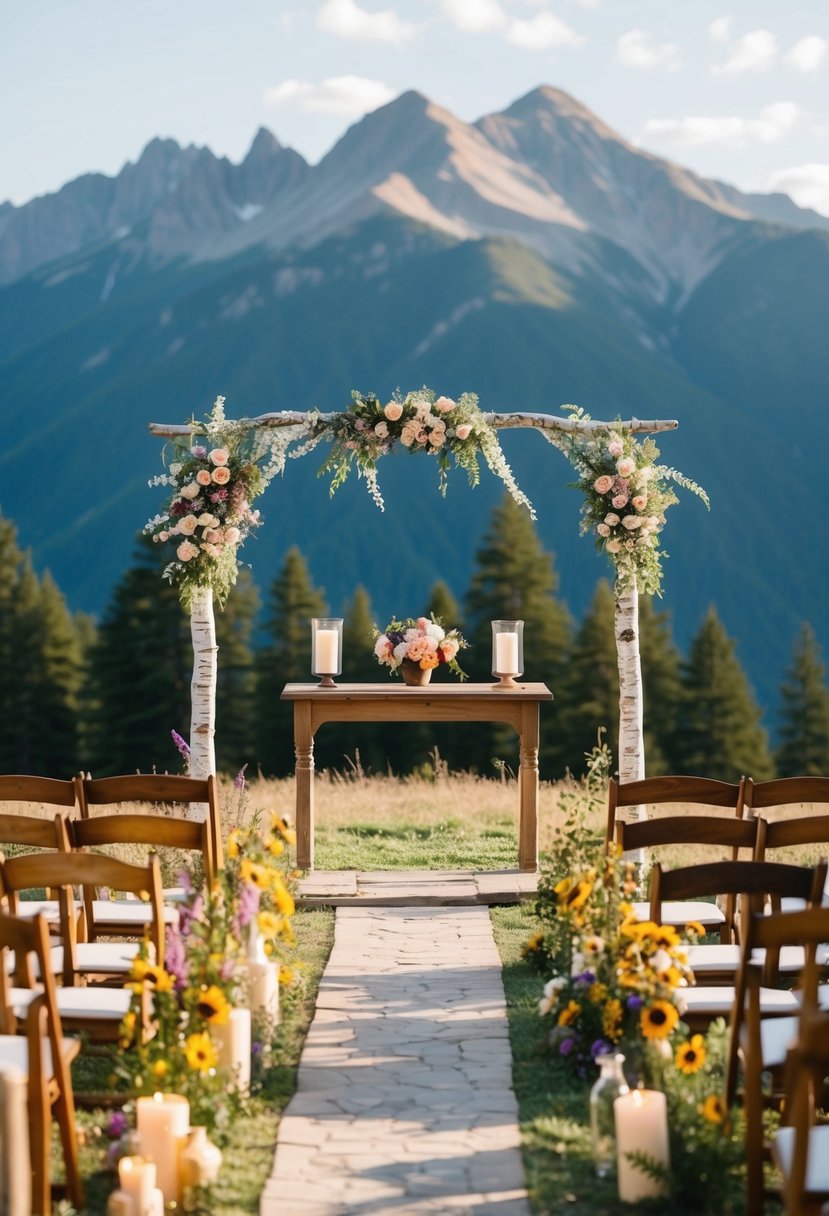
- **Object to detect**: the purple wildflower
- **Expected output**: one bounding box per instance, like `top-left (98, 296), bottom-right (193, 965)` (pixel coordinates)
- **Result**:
top-left (171, 729), bottom-right (190, 759)
top-left (238, 881), bottom-right (261, 928)
top-left (176, 869), bottom-right (193, 895)
top-left (252, 1040), bottom-right (262, 1057)
top-left (107, 1111), bottom-right (128, 1140)
top-left (165, 926), bottom-right (190, 990)
top-left (178, 892), bottom-right (203, 937)
top-left (234, 765), bottom-right (247, 791)
top-left (626, 994), bottom-right (643, 1010)
top-left (559, 1037), bottom-right (576, 1057)
top-left (574, 970), bottom-right (596, 987)
top-left (220, 958), bottom-right (236, 981)
top-left (590, 1039), bottom-right (612, 1059)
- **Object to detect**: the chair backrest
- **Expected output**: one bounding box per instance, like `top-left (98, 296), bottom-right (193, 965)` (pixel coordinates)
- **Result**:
top-left (617, 813), bottom-right (761, 854)
top-left (76, 772), bottom-right (223, 873)
top-left (1, 852), bottom-right (165, 982)
top-left (0, 776), bottom-right (76, 859)
top-left (606, 774), bottom-right (746, 848)
top-left (649, 858), bottom-right (827, 925)
top-left (0, 775), bottom-right (77, 809)
top-left (777, 1009), bottom-right (829, 1215)
top-left (745, 776), bottom-right (829, 813)
top-left (0, 811), bottom-right (70, 853)
top-left (0, 912), bottom-right (61, 1034)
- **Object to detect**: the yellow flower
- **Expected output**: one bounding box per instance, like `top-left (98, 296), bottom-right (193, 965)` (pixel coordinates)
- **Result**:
top-left (119, 1011), bottom-right (137, 1048)
top-left (257, 910), bottom-right (282, 940)
top-left (641, 1000), bottom-right (679, 1040)
top-left (676, 1035), bottom-right (707, 1075)
top-left (521, 932), bottom-right (545, 959)
top-left (602, 998), bottom-right (623, 1042)
top-left (266, 837), bottom-right (285, 858)
top-left (129, 957), bottom-right (150, 982)
top-left (151, 1059), bottom-right (169, 1079)
top-left (557, 1000), bottom-right (581, 1027)
top-left (700, 1094), bottom-right (725, 1124)
top-left (583, 935), bottom-right (605, 956)
top-left (588, 982), bottom-right (608, 1004)
top-left (653, 925), bottom-right (681, 949)
top-left (685, 920), bottom-right (706, 939)
top-left (278, 965), bottom-right (293, 986)
top-left (226, 830), bottom-right (241, 859)
top-left (240, 858), bottom-right (270, 889)
top-left (184, 1032), bottom-right (218, 1073)
top-left (271, 814), bottom-right (297, 846)
top-left (129, 963), bottom-right (175, 994)
top-left (272, 877), bottom-right (295, 918)
top-left (193, 985), bottom-right (230, 1026)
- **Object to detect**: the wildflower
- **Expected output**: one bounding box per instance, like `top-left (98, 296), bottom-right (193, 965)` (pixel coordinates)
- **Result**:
top-left (676, 1035), bottom-right (707, 1075)
top-left (234, 765), bottom-right (247, 791)
top-left (641, 1000), bottom-right (679, 1040)
top-left (171, 729), bottom-right (190, 759)
top-left (559, 1037), bottom-right (576, 1057)
top-left (603, 998), bottom-right (624, 1041)
top-left (700, 1094), bottom-right (726, 1124)
top-left (227, 829), bottom-right (242, 859)
top-left (522, 932), bottom-right (545, 959)
top-left (257, 910), bottom-right (282, 939)
top-left (591, 1039), bottom-right (612, 1059)
top-left (557, 1000), bottom-right (581, 1028)
top-left (184, 1032), bottom-right (218, 1072)
top-left (193, 985), bottom-right (230, 1026)
top-left (239, 858), bottom-right (270, 889)
top-left (272, 877), bottom-right (296, 918)
top-left (267, 837), bottom-right (285, 858)
top-left (237, 880), bottom-right (261, 927)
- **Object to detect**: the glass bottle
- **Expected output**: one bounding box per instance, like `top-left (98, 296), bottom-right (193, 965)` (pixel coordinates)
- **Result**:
top-left (180, 1125), bottom-right (223, 1188)
top-left (590, 1052), bottom-right (629, 1178)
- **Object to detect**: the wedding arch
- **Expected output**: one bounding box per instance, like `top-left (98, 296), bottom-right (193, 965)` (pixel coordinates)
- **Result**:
top-left (147, 390), bottom-right (706, 797)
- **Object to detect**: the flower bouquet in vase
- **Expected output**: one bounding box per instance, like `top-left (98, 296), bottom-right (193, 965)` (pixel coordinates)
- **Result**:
top-left (373, 616), bottom-right (468, 685)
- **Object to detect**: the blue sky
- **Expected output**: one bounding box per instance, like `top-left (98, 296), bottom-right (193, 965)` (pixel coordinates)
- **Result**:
top-left (3, 0), bottom-right (828, 213)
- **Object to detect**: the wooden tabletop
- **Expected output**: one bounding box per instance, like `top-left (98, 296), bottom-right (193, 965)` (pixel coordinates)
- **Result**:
top-left (281, 682), bottom-right (553, 701)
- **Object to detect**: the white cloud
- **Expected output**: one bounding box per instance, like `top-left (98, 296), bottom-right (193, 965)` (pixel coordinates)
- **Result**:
top-left (784, 35), bottom-right (828, 73)
top-left (645, 101), bottom-right (800, 147)
top-left (615, 29), bottom-right (680, 71)
top-left (441, 0), bottom-right (506, 34)
top-left (263, 75), bottom-right (396, 116)
top-left (712, 28), bottom-right (777, 74)
top-left (316, 0), bottom-right (415, 44)
top-left (507, 12), bottom-right (584, 50)
top-left (708, 16), bottom-right (732, 43)
top-left (769, 163), bottom-right (829, 216)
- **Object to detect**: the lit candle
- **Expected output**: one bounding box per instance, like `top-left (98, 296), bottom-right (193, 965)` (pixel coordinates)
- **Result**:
top-left (614, 1089), bottom-right (670, 1202)
top-left (135, 1093), bottom-right (189, 1206)
top-left (106, 1190), bottom-right (135, 1216)
top-left (248, 959), bottom-right (280, 1021)
top-left (213, 1006), bottom-right (252, 1090)
top-left (495, 632), bottom-right (519, 675)
top-left (315, 628), bottom-right (339, 674)
top-left (118, 1156), bottom-right (156, 1215)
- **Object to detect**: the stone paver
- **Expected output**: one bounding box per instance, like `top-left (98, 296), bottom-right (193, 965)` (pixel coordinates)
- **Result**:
top-left (297, 870), bottom-right (538, 908)
top-left (260, 906), bottom-right (531, 1216)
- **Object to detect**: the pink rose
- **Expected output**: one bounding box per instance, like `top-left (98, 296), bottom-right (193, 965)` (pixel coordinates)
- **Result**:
top-left (429, 431), bottom-right (446, 447)
top-left (611, 494), bottom-right (628, 509)
top-left (209, 448), bottom-right (229, 466)
top-left (203, 529), bottom-right (221, 544)
top-left (593, 475), bottom-right (614, 494)
top-left (400, 429), bottom-right (415, 448)
top-left (440, 638), bottom-right (459, 661)
top-left (177, 540), bottom-right (199, 561)
top-left (632, 495), bottom-right (648, 511)
top-left (604, 513), bottom-right (620, 526)
top-left (416, 618), bottom-right (429, 630)
top-left (606, 539), bottom-right (622, 554)
top-left (158, 530), bottom-right (169, 542)
top-left (622, 515), bottom-right (642, 530)
top-left (617, 457), bottom-right (636, 477)
top-left (407, 636), bottom-right (432, 662)
top-left (212, 466), bottom-right (231, 484)
top-left (597, 523), bottom-right (611, 537)
top-left (224, 526), bottom-right (241, 545)
top-left (434, 396), bottom-right (456, 413)
top-left (416, 430), bottom-right (428, 445)
top-left (178, 515), bottom-right (198, 535)
top-left (384, 401), bottom-right (403, 422)
top-left (196, 470), bottom-right (212, 486)
top-left (608, 440), bottom-right (623, 458)
top-left (455, 424), bottom-right (472, 441)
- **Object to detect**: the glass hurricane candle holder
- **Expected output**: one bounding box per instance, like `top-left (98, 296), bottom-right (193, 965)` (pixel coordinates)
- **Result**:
top-left (491, 620), bottom-right (524, 688)
top-left (311, 618), bottom-right (343, 687)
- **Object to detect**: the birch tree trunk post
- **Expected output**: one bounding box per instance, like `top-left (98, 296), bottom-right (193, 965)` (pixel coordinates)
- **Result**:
top-left (615, 582), bottom-right (647, 857)
top-left (188, 586), bottom-right (218, 820)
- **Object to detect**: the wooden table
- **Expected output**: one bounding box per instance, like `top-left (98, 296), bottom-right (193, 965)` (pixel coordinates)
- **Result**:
top-left (280, 682), bottom-right (553, 871)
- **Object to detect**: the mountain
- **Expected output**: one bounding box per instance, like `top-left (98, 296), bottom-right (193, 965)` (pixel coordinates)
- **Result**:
top-left (2, 85), bottom-right (828, 719)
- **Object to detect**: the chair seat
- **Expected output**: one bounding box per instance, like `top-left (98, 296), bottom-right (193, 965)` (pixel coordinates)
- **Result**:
top-left (632, 900), bottom-right (726, 926)
top-left (681, 986), bottom-right (800, 1017)
top-left (90, 899), bottom-right (177, 927)
top-left (73, 942), bottom-right (140, 974)
top-left (14, 899), bottom-right (60, 922)
top-left (0, 1034), bottom-right (80, 1078)
top-left (9, 986), bottom-right (133, 1022)
top-left (774, 1124), bottom-right (829, 1193)
top-left (686, 944), bottom-right (829, 976)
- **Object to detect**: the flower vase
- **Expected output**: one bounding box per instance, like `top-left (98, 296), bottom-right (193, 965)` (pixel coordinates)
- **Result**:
top-left (401, 658), bottom-right (431, 687)
top-left (590, 1053), bottom-right (629, 1178)
top-left (180, 1126), bottom-right (223, 1189)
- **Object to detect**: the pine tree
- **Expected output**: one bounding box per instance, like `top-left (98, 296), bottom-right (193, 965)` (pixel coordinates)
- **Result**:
top-left (638, 595), bottom-right (683, 775)
top-left (254, 548), bottom-right (327, 776)
top-left (554, 580), bottom-right (619, 777)
top-left (672, 607), bottom-right (774, 781)
top-left (34, 572), bottom-right (84, 775)
top-left (214, 568), bottom-right (259, 776)
top-left (776, 623), bottom-right (829, 776)
top-left (426, 581), bottom-right (462, 629)
top-left (337, 585), bottom-right (389, 773)
top-left (464, 495), bottom-right (571, 774)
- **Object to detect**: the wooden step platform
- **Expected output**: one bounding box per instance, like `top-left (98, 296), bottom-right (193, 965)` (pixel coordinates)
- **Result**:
top-left (296, 868), bottom-right (538, 908)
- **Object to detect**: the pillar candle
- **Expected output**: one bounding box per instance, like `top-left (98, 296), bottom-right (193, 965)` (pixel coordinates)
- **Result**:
top-left (315, 628), bottom-right (339, 673)
top-left (495, 632), bottom-right (519, 674)
top-left (118, 1156), bottom-right (156, 1215)
top-left (614, 1089), bottom-right (670, 1202)
top-left (249, 959), bottom-right (280, 1022)
top-left (0, 1066), bottom-right (31, 1216)
top-left (213, 1006), bottom-right (252, 1090)
top-left (147, 1190), bottom-right (165, 1216)
top-left (135, 1093), bottom-right (189, 1206)
top-left (106, 1191), bottom-right (135, 1216)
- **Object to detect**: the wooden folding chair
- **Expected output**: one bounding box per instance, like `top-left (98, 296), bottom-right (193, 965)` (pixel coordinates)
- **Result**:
top-left (75, 772), bottom-right (223, 877)
top-left (67, 811), bottom-right (214, 940)
top-left (605, 773), bottom-right (747, 852)
top-left (0, 775), bottom-right (77, 925)
top-left (2, 852), bottom-right (164, 985)
top-left (773, 1009), bottom-right (829, 1215)
top-left (727, 908), bottom-right (829, 1216)
top-left (0, 912), bottom-right (82, 1213)
top-left (749, 777), bottom-right (829, 912)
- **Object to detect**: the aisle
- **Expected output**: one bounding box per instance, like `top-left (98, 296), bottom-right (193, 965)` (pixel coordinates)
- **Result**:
top-left (260, 906), bottom-right (531, 1216)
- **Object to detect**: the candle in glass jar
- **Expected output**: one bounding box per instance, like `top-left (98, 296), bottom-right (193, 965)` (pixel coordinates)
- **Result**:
top-left (118, 1155), bottom-right (156, 1215)
top-left (495, 632), bottom-right (519, 674)
top-left (135, 1093), bottom-right (189, 1205)
top-left (315, 629), bottom-right (339, 673)
top-left (614, 1089), bottom-right (670, 1202)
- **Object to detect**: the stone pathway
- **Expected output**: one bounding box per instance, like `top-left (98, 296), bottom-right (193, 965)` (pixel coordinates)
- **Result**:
top-left (297, 870), bottom-right (538, 908)
top-left (260, 906), bottom-right (531, 1216)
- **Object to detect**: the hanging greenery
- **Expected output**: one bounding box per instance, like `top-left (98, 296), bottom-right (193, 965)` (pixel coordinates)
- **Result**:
top-left (543, 406), bottom-right (709, 595)
top-left (299, 388), bottom-right (535, 516)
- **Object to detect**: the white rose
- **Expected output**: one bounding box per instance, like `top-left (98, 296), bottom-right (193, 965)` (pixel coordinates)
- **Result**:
top-left (178, 515), bottom-right (198, 535)
top-left (606, 539), bottom-right (622, 554)
top-left (425, 622), bottom-right (445, 641)
top-left (400, 429), bottom-right (415, 447)
top-left (374, 421), bottom-right (389, 438)
top-left (622, 515), bottom-right (642, 530)
top-left (647, 515), bottom-right (660, 529)
top-left (617, 457), bottom-right (636, 477)
top-left (597, 523), bottom-right (611, 537)
top-left (180, 482), bottom-right (200, 500)
top-left (604, 513), bottom-right (620, 526)
top-left (393, 642), bottom-right (409, 663)
top-left (224, 526), bottom-right (241, 545)
top-left (197, 513), bottom-right (217, 528)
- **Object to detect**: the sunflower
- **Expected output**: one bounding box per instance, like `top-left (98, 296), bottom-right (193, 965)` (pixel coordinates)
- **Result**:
top-left (184, 1031), bottom-right (218, 1073)
top-left (653, 925), bottom-right (681, 949)
top-left (226, 829), bottom-right (242, 860)
top-left (271, 814), bottom-right (297, 846)
top-left (266, 837), bottom-right (285, 858)
top-left (557, 1000), bottom-right (581, 1028)
top-left (640, 999), bottom-right (679, 1040)
top-left (194, 984), bottom-right (230, 1025)
top-left (700, 1094), bottom-right (725, 1124)
top-left (257, 910), bottom-right (282, 940)
top-left (240, 858), bottom-right (270, 889)
top-left (278, 965), bottom-right (293, 986)
top-left (675, 1035), bottom-right (707, 1074)
top-left (129, 964), bottom-right (175, 995)
top-left (521, 931), bottom-right (545, 959)
top-left (685, 920), bottom-right (706, 939)
top-left (272, 878), bottom-right (296, 918)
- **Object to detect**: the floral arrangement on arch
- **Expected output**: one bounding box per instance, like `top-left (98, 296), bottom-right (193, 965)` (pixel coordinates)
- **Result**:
top-left (303, 388), bottom-right (534, 515)
top-left (373, 615), bottom-right (468, 679)
top-left (543, 406), bottom-right (708, 595)
top-left (145, 396), bottom-right (308, 605)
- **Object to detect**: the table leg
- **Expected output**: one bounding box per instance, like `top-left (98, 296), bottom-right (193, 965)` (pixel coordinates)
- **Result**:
top-left (294, 702), bottom-right (315, 870)
top-left (518, 703), bottom-right (540, 870)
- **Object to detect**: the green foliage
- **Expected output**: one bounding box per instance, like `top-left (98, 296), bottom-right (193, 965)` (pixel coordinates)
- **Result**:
top-left (214, 568), bottom-right (260, 774)
top-left (672, 607), bottom-right (774, 781)
top-left (776, 622), bottom-right (829, 776)
top-left (425, 580), bottom-right (461, 628)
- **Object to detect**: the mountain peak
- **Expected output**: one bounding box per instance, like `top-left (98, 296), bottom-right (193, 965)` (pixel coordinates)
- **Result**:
top-left (244, 126), bottom-right (283, 164)
top-left (496, 85), bottom-right (627, 145)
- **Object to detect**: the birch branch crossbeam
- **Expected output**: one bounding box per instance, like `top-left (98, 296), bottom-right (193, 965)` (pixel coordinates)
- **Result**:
top-left (148, 412), bottom-right (678, 439)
